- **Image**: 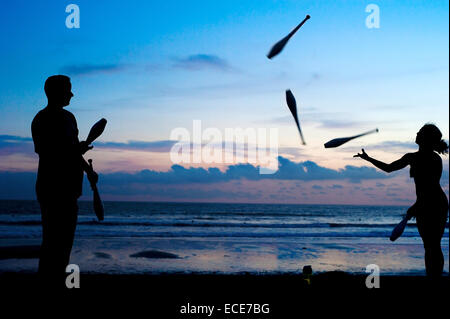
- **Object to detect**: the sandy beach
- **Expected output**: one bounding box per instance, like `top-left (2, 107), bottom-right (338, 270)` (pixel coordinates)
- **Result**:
top-left (1, 242), bottom-right (448, 291)
top-left (1, 201), bottom-right (448, 313)
top-left (1, 237), bottom-right (448, 275)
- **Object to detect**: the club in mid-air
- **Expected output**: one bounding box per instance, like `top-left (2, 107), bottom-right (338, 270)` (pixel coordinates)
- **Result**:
top-left (267, 14), bottom-right (310, 59)
top-left (324, 128), bottom-right (379, 148)
top-left (286, 89), bottom-right (306, 145)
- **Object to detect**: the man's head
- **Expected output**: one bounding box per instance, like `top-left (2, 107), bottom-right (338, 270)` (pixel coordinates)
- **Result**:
top-left (44, 75), bottom-right (73, 107)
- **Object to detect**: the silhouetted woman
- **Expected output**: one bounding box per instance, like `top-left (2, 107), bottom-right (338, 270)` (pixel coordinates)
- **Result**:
top-left (354, 124), bottom-right (448, 278)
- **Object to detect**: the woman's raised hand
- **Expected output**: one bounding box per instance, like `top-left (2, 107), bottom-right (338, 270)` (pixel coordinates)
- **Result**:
top-left (353, 148), bottom-right (369, 160)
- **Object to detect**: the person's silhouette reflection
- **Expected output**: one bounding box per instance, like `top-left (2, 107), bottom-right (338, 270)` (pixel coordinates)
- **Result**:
top-left (355, 124), bottom-right (449, 279)
top-left (31, 75), bottom-right (97, 287)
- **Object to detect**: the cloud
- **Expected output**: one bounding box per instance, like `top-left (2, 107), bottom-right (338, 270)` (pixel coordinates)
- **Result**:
top-left (367, 141), bottom-right (417, 150)
top-left (316, 119), bottom-right (365, 129)
top-left (0, 135), bottom-right (34, 155)
top-left (172, 54), bottom-right (232, 71)
top-left (0, 155), bottom-right (397, 199)
top-left (341, 141), bottom-right (418, 153)
top-left (265, 112), bottom-right (370, 130)
top-left (5, 149), bottom-right (444, 202)
top-left (277, 146), bottom-right (304, 158)
top-left (0, 136), bottom-right (428, 186)
top-left (95, 140), bottom-right (177, 153)
top-left (0, 135), bottom-right (178, 154)
top-left (266, 116), bottom-right (293, 125)
top-left (79, 156), bottom-right (393, 194)
top-left (0, 168), bottom-right (407, 203)
top-left (273, 157), bottom-right (390, 183)
top-left (0, 135), bottom-right (300, 159)
top-left (0, 135), bottom-right (32, 143)
top-left (0, 144), bottom-right (392, 186)
top-left (60, 63), bottom-right (128, 76)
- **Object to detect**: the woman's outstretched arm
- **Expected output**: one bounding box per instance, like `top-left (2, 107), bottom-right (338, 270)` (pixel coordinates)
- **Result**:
top-left (353, 149), bottom-right (410, 173)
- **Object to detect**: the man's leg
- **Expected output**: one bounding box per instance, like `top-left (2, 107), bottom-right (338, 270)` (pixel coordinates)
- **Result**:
top-left (59, 200), bottom-right (78, 271)
top-left (38, 199), bottom-right (78, 287)
top-left (38, 202), bottom-right (52, 277)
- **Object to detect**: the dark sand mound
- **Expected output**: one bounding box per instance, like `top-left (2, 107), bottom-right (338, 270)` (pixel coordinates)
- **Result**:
top-left (94, 252), bottom-right (112, 259)
top-left (130, 250), bottom-right (179, 259)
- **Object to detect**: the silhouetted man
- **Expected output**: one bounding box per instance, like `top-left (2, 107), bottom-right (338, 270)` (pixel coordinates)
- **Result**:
top-left (31, 75), bottom-right (97, 287)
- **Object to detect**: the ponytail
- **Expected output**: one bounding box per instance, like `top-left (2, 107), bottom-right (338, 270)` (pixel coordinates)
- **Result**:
top-left (419, 124), bottom-right (448, 155)
top-left (435, 139), bottom-right (449, 155)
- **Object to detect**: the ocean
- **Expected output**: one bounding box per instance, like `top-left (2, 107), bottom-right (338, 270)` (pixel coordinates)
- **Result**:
top-left (0, 200), bottom-right (448, 275)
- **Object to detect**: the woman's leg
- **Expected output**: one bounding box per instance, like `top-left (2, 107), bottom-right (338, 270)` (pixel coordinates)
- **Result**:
top-left (416, 213), bottom-right (447, 278)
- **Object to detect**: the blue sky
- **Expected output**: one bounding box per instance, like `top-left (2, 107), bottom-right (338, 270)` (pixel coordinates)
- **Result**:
top-left (0, 0), bottom-right (448, 204)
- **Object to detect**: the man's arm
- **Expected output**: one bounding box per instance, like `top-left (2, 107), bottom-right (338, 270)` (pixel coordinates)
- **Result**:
top-left (31, 113), bottom-right (49, 155)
